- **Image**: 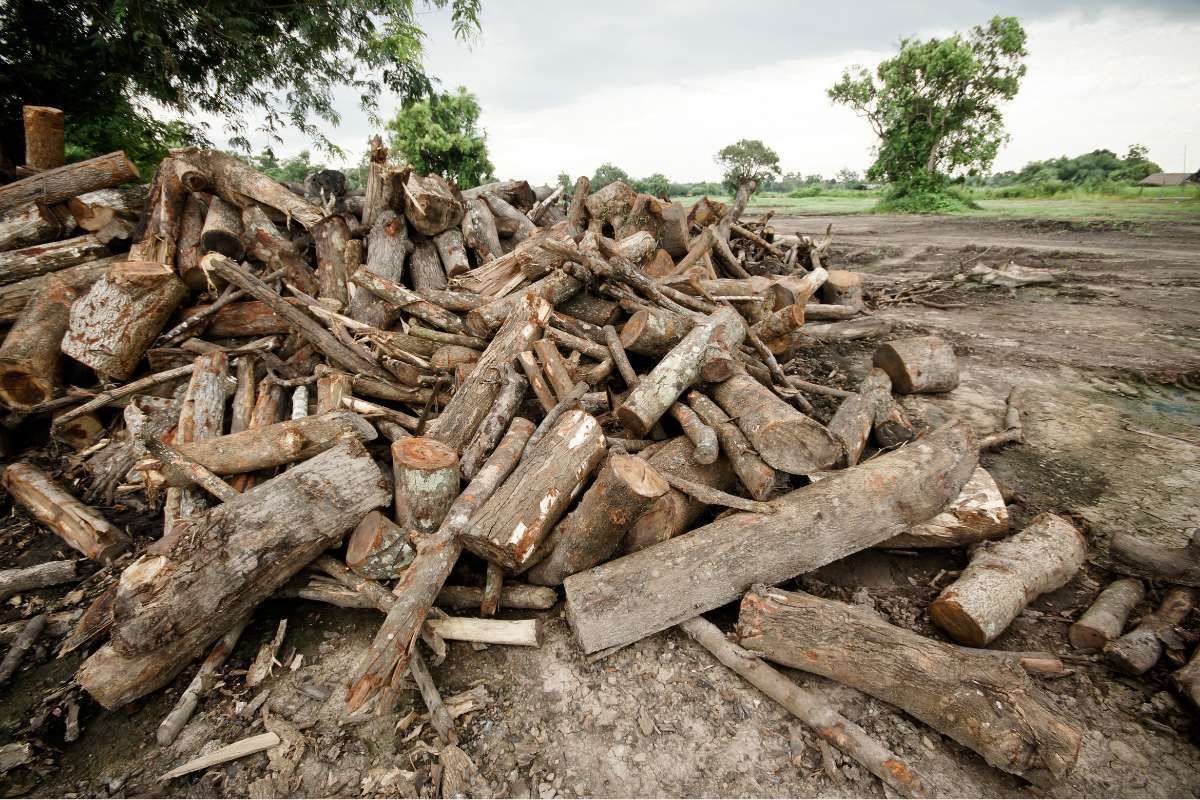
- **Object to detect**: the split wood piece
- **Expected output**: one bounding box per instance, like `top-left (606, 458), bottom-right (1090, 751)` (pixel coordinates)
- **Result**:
top-left (405, 173), bottom-right (465, 236)
top-left (0, 276), bottom-right (78, 408)
top-left (128, 158), bottom-right (187, 264)
top-left (175, 191), bottom-right (210, 288)
top-left (2, 462), bottom-right (129, 563)
top-left (566, 419), bottom-right (977, 653)
top-left (826, 392), bottom-right (873, 468)
top-left (821, 270), bottom-right (864, 309)
top-left (465, 270), bottom-right (583, 337)
top-left (345, 417), bottom-right (534, 712)
top-left (245, 618), bottom-right (287, 687)
top-left (203, 253), bottom-right (390, 380)
top-left (0, 200), bottom-right (73, 251)
top-left (231, 357), bottom-right (257, 432)
top-left (526, 453), bottom-right (669, 586)
top-left (312, 213), bottom-right (353, 306)
top-left (518, 350), bottom-right (560, 413)
top-left (241, 205), bottom-right (320, 296)
top-left (873, 336), bottom-right (959, 394)
top-left (979, 386), bottom-right (1025, 450)
top-left (159, 732), bottom-right (281, 782)
top-left (156, 620), bottom-right (248, 746)
top-left (52, 362), bottom-right (195, 432)
top-left (680, 616), bottom-right (928, 798)
top-left (461, 198), bottom-right (503, 263)
top-left (620, 307), bottom-right (692, 357)
top-left (394, 438), bottom-right (460, 536)
top-left (408, 646), bottom-right (456, 743)
top-left (200, 195), bottom-right (244, 259)
top-left (437, 583), bottom-right (557, 612)
top-left (617, 306), bottom-right (745, 437)
top-left (481, 562), bottom-right (504, 617)
top-left (0, 614), bottom-right (47, 687)
top-left (351, 267), bottom-right (466, 335)
top-left (459, 365), bottom-right (527, 480)
top-left (1109, 529), bottom-right (1200, 587)
top-left (737, 587), bottom-right (1081, 786)
top-left (533, 338), bottom-right (575, 400)
top-left (169, 351), bottom-right (229, 522)
top-left (483, 191), bottom-right (537, 242)
top-left (462, 409), bottom-right (605, 570)
top-left (316, 371), bottom-right (353, 415)
top-left (878, 466), bottom-right (1008, 549)
top-left (1172, 646), bottom-right (1200, 710)
top-left (433, 229), bottom-right (471, 277)
top-left (424, 294), bottom-right (552, 451)
top-left (410, 237), bottom-right (447, 292)
top-left (668, 401), bottom-right (718, 465)
top-left (23, 105), bottom-right (65, 169)
top-left (347, 210), bottom-right (410, 328)
top-left (60, 261), bottom-right (187, 380)
top-left (425, 616), bottom-right (540, 647)
top-left (1069, 578), bottom-right (1145, 652)
top-left (140, 437), bottom-right (239, 503)
top-left (1104, 587), bottom-right (1197, 675)
top-left (360, 136), bottom-right (390, 228)
top-left (565, 176), bottom-right (590, 238)
top-left (347, 511), bottom-right (415, 580)
top-left (0, 151), bottom-right (139, 214)
top-left (0, 230), bottom-right (114, 286)
top-left (1, 611), bottom-right (75, 647)
top-left (621, 436), bottom-right (737, 553)
top-left (172, 410), bottom-right (376, 475)
top-left (0, 560), bottom-right (76, 600)
top-left (751, 304), bottom-right (805, 354)
top-left (930, 513), bottom-right (1086, 646)
top-left (228, 377), bottom-right (284, 493)
top-left (67, 186), bottom-right (147, 233)
top-left (710, 369), bottom-right (840, 475)
top-left (685, 391), bottom-right (775, 501)
top-left (80, 439), bottom-right (389, 707)
top-left (173, 148), bottom-right (324, 229)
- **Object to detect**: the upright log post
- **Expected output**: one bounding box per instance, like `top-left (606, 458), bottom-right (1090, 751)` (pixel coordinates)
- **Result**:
top-left (393, 438), bottom-right (460, 537)
top-left (22, 106), bottom-right (65, 170)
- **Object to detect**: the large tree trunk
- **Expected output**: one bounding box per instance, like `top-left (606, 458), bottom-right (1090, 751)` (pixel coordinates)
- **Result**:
top-left (61, 261), bottom-right (188, 380)
top-left (0, 152), bottom-right (139, 214)
top-left (128, 157), bottom-right (188, 265)
top-left (0, 275), bottom-right (78, 408)
top-left (347, 210), bottom-right (409, 328)
top-left (22, 106), bottom-right (65, 169)
top-left (2, 462), bottom-right (129, 563)
top-left (79, 439), bottom-right (388, 708)
top-left (404, 173), bottom-right (465, 236)
top-left (410, 237), bottom-right (448, 291)
top-left (174, 149), bottom-right (325, 229)
top-left (312, 214), bottom-right (352, 306)
top-left (737, 587), bottom-right (1081, 786)
top-left (565, 420), bottom-right (977, 653)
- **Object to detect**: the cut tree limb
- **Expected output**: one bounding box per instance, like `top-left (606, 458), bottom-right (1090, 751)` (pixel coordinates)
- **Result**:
top-left (0, 151), bottom-right (139, 214)
top-left (347, 210), bottom-right (409, 328)
top-left (0, 231), bottom-right (114, 286)
top-left (1104, 587), bottom-right (1196, 675)
top-left (393, 438), bottom-right (460, 536)
top-left (1069, 578), bottom-right (1144, 652)
top-left (23, 105), bottom-right (65, 169)
top-left (1109, 529), bottom-right (1200, 587)
top-left (0, 560), bottom-right (76, 601)
top-left (172, 410), bottom-right (376, 475)
top-left (685, 390), bottom-right (775, 501)
top-left (2, 462), bottom-right (129, 563)
top-left (878, 466), bottom-right (1008, 549)
top-left (0, 275), bottom-right (78, 408)
top-left (0, 614), bottom-right (46, 687)
top-left (873, 336), bottom-right (959, 394)
top-left (346, 511), bottom-right (415, 580)
top-left (156, 619), bottom-right (248, 745)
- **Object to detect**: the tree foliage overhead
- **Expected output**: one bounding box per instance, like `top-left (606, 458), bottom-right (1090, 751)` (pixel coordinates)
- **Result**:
top-left (829, 16), bottom-right (1027, 192)
top-left (0, 0), bottom-right (482, 172)
top-left (386, 87), bottom-right (495, 188)
top-left (715, 139), bottom-right (781, 193)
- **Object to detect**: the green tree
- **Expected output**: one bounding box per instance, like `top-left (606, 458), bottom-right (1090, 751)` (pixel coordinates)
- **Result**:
top-left (715, 140), bottom-right (781, 193)
top-left (250, 150), bottom-right (324, 184)
top-left (634, 173), bottom-right (671, 198)
top-left (829, 16), bottom-right (1027, 200)
top-left (0, 0), bottom-right (482, 175)
top-left (385, 87), bottom-right (495, 187)
top-left (591, 163), bottom-right (630, 191)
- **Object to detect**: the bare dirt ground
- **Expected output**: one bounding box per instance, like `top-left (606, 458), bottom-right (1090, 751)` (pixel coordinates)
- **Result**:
top-left (2, 213), bottom-right (1199, 799)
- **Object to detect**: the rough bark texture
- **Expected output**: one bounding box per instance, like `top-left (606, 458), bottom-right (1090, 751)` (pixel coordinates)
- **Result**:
top-left (930, 513), bottom-right (1086, 646)
top-left (737, 586), bottom-right (1081, 786)
top-left (240, 205), bottom-right (319, 296)
top-left (436, 582), bottom-right (557, 612)
top-left (619, 307), bottom-right (690, 357)
top-left (873, 336), bottom-right (960, 394)
top-left (2, 462), bottom-right (129, 563)
top-left (312, 213), bottom-right (352, 306)
top-left (404, 173), bottom-right (465, 236)
top-left (200, 196), bottom-right (244, 260)
top-left (1104, 588), bottom-right (1196, 676)
top-left (567, 421), bottom-right (977, 653)
top-left (346, 510), bottom-right (414, 580)
top-left (1172, 645), bottom-right (1200, 711)
top-left (393, 437), bottom-right (460, 537)
top-left (433, 228), bottom-right (471, 277)
top-left (685, 390), bottom-right (776, 501)
top-left (0, 152), bottom-right (139, 214)
top-left (22, 105), bottom-right (65, 169)
top-left (348, 210), bottom-right (409, 328)
top-left (156, 620), bottom-right (247, 745)
top-left (821, 269), bottom-right (864, 309)
top-left (0, 256), bottom-right (114, 323)
top-left (459, 365), bottom-right (527, 480)
top-left (67, 186), bottom-right (146, 233)
top-left (172, 410), bottom-right (375, 475)
top-left (410, 237), bottom-right (447, 291)
top-left (466, 271), bottom-right (583, 337)
top-left (0, 560), bottom-right (77, 600)
top-left (0, 231), bottom-right (114, 286)
top-left (0, 275), bottom-right (78, 408)
top-left (174, 149), bottom-right (324, 229)
top-left (0, 201), bottom-right (72, 251)
top-left (878, 466), bottom-right (1008, 549)
top-left (1069, 578), bottom-right (1144, 652)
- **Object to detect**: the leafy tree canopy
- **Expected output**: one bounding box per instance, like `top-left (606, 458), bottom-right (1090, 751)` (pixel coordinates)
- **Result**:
top-left (0, 0), bottom-right (482, 175)
top-left (591, 163), bottom-right (630, 191)
top-left (385, 87), bottom-right (495, 188)
top-left (715, 139), bottom-right (781, 193)
top-left (989, 145), bottom-right (1162, 187)
top-left (829, 16), bottom-right (1027, 194)
top-left (633, 173), bottom-right (670, 198)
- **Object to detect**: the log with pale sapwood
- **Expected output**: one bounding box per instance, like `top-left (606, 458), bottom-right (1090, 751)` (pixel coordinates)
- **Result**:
top-left (1069, 578), bottom-right (1144, 652)
top-left (619, 306), bottom-right (691, 357)
top-left (684, 390), bottom-right (775, 501)
top-left (821, 269), bottom-right (864, 309)
top-left (410, 236), bottom-right (447, 291)
top-left (199, 196), bottom-right (244, 260)
top-left (347, 210), bottom-right (410, 328)
top-left (0, 560), bottom-right (77, 600)
top-left (433, 228), bottom-right (471, 277)
top-left (458, 365), bottom-right (527, 480)
top-left (0, 230), bottom-right (115, 286)
top-left (483, 191), bottom-right (537, 242)
top-left (0, 201), bottom-right (73, 251)
top-left (2, 462), bottom-right (129, 563)
top-left (877, 466), bottom-right (1007, 548)
top-left (405, 173), bottom-right (464, 236)
top-left (66, 186), bottom-right (147, 233)
top-left (0, 275), bottom-right (78, 408)
top-left (240, 205), bottom-right (320, 296)
top-left (1104, 587), bottom-right (1196, 675)
top-left (873, 336), bottom-right (959, 393)
top-left (465, 270), bottom-right (583, 337)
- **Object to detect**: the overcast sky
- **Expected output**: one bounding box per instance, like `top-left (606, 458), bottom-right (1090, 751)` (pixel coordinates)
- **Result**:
top-left (199, 1), bottom-right (1200, 184)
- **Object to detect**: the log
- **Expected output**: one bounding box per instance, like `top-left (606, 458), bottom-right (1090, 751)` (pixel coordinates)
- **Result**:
top-left (533, 338), bottom-right (575, 400)
top-left (480, 562), bottom-right (504, 616)
top-left (425, 616), bottom-right (539, 647)
top-left (873, 336), bottom-right (959, 394)
top-left (174, 191), bottom-right (210, 289)
top-left (584, 181), bottom-right (637, 233)
top-left (752, 304), bottom-right (805, 354)
top-left (803, 303), bottom-right (859, 321)
top-left (558, 292), bottom-right (620, 328)
top-left (346, 417), bottom-right (534, 711)
top-left (128, 157), bottom-right (187, 265)
top-left (410, 237), bottom-right (447, 291)
top-left (821, 269), bottom-right (864, 309)
top-left (862, 368), bottom-right (917, 448)
top-left (878, 466), bottom-right (1008, 549)
top-left (2, 462), bottom-right (129, 563)
top-left (1069, 578), bottom-right (1144, 652)
top-left (826, 392), bottom-right (873, 468)
top-left (465, 270), bottom-right (583, 337)
top-left (156, 620), bottom-right (248, 746)
top-left (565, 176), bottom-right (589, 238)
top-left (795, 317), bottom-right (895, 343)
top-left (316, 370), bottom-right (353, 416)
top-left (1104, 587), bottom-right (1196, 675)
top-left (526, 453), bottom-right (669, 586)
top-left (433, 229), bottom-right (471, 277)
top-left (1172, 646), bottom-right (1200, 711)
top-left (404, 173), bottom-right (465, 236)
top-left (60, 260), bottom-right (188, 380)
top-left (1109, 529), bottom-right (1200, 587)
top-left (616, 307), bottom-right (745, 437)
top-left (172, 410), bottom-right (376, 475)
top-left (0, 611), bottom-right (74, 644)
top-left (165, 352), bottom-right (229, 525)
top-left (174, 149), bottom-right (324, 229)
top-left (737, 587), bottom-right (1081, 786)
top-left (347, 511), bottom-right (415, 580)
top-left (619, 307), bottom-right (691, 357)
top-left (80, 439), bottom-right (389, 708)
top-left (564, 419), bottom-right (977, 653)
top-left (0, 256), bottom-right (115, 323)
top-left (0, 231), bottom-right (113, 286)
top-left (436, 583), bottom-right (557, 611)
top-left (930, 513), bottom-right (1086, 646)
top-left (351, 269), bottom-right (465, 336)
top-left (463, 180), bottom-right (536, 210)
top-left (348, 210), bottom-right (409, 327)
top-left (66, 186), bottom-right (147, 233)
top-left (430, 345), bottom-right (479, 373)
top-left (140, 437), bottom-right (239, 504)
top-left (679, 616), bottom-right (928, 798)
top-left (415, 286), bottom-right (486, 312)
top-left (0, 200), bottom-right (72, 251)
top-left (668, 400), bottom-right (718, 465)
top-left (199, 195), bottom-right (244, 259)
top-left (408, 646), bottom-right (456, 743)
top-left (423, 294), bottom-right (551, 451)
top-left (459, 365), bottom-right (527, 480)
top-left (461, 198), bottom-right (503, 264)
top-left (0, 614), bottom-right (46, 687)
top-left (312, 214), bottom-right (352, 306)
top-left (0, 151), bottom-right (139, 214)
top-left (393, 437), bottom-right (460, 536)
top-left (710, 370), bottom-right (840, 475)
top-left (0, 560), bottom-right (76, 600)
top-left (179, 300), bottom-right (295, 338)
top-left (22, 106), bottom-right (65, 169)
top-left (685, 390), bottom-right (775, 501)
top-left (0, 276), bottom-right (78, 408)
top-left (462, 409), bottom-right (605, 570)
top-left (241, 205), bottom-right (320, 296)
top-left (360, 136), bottom-right (390, 228)
top-left (483, 191), bottom-right (537, 242)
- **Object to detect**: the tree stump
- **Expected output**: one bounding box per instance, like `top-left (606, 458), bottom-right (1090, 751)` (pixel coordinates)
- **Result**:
top-left (873, 336), bottom-right (959, 394)
top-left (393, 438), bottom-right (460, 537)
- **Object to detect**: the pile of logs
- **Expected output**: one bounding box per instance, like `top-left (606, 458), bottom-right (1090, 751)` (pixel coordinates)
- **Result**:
top-left (1, 108), bottom-right (1197, 795)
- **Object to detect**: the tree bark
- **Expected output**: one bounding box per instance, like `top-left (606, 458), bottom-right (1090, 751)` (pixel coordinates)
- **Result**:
top-left (930, 513), bottom-right (1087, 646)
top-left (311, 213), bottom-right (352, 306)
top-left (241, 205), bottom-right (320, 296)
top-left (437, 582), bottom-right (557, 611)
top-left (564, 420), bottom-right (977, 653)
top-left (877, 466), bottom-right (1008, 548)
top-left (1109, 529), bottom-right (1200, 587)
top-left (128, 158), bottom-right (187, 265)
top-left (533, 338), bottom-right (575, 400)
top-left (0, 560), bottom-right (76, 600)
top-left (0, 255), bottom-right (114, 323)
top-left (1172, 645), bottom-right (1200, 711)
top-left (351, 267), bottom-right (466, 334)
top-left (22, 105), bottom-right (65, 169)
top-left (347, 210), bottom-right (409, 328)
top-left (0, 275), bottom-right (77, 408)
top-left (1104, 587), bottom-right (1196, 675)
top-left (156, 620), bottom-right (247, 745)
top-left (483, 191), bottom-right (537, 242)
top-left (821, 269), bottom-right (864, 309)
top-left (361, 136), bottom-right (390, 229)
top-left (174, 149), bottom-right (324, 229)
top-left (433, 228), bottom-right (471, 277)
top-left (461, 198), bottom-right (503, 264)
top-left (0, 201), bottom-right (72, 251)
top-left (558, 292), bottom-right (620, 328)
top-left (565, 176), bottom-right (590, 238)
top-left (66, 186), bottom-right (147, 233)
top-left (459, 364), bottom-right (527, 480)
top-left (619, 307), bottom-right (691, 357)
top-left (346, 510), bottom-right (415, 580)
top-left (0, 151), bottom-right (139, 214)
top-left (2, 462), bottom-right (129, 562)
top-left (200, 195), bottom-right (244, 260)
top-left (804, 303), bottom-right (860, 321)
top-left (465, 270), bottom-right (583, 337)
top-left (737, 586), bottom-right (1081, 786)
top-left (0, 231), bottom-right (113, 286)
top-left (393, 437), bottom-right (460, 536)
top-left (751, 304), bottom-right (805, 354)
top-left (0, 614), bottom-right (46, 686)
top-left (410, 236), bottom-right (447, 291)
top-left (462, 180), bottom-right (536, 210)
top-left (685, 390), bottom-right (775, 501)
top-left (526, 453), bottom-right (669, 586)
top-left (174, 191), bottom-right (210, 289)
top-left (1069, 578), bottom-right (1144, 652)
top-left (873, 336), bottom-right (960, 394)
top-left (404, 173), bottom-right (465, 236)
top-left (61, 261), bottom-right (188, 380)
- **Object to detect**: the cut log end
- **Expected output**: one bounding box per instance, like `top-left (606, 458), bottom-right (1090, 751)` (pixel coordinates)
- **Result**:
top-left (393, 437), bottom-right (459, 472)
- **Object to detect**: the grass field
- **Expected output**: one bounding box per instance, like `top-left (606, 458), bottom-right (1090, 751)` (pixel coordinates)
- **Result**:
top-left (671, 186), bottom-right (1200, 222)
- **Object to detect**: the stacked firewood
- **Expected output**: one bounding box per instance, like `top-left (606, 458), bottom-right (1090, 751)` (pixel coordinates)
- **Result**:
top-left (3, 108), bottom-right (1199, 794)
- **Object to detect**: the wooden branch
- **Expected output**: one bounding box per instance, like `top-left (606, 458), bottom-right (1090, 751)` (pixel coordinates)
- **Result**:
top-left (0, 614), bottom-right (46, 687)
top-left (241, 205), bottom-right (319, 296)
top-left (1109, 528), bottom-right (1200, 587)
top-left (0, 560), bottom-right (76, 600)
top-left (685, 390), bottom-right (775, 501)
top-left (437, 582), bottom-right (557, 612)
top-left (172, 410), bottom-right (376, 475)
top-left (459, 365), bottom-right (527, 480)
top-left (408, 646), bottom-right (456, 743)
top-left (0, 151), bottom-right (139, 214)
top-left (174, 148), bottom-right (324, 229)
top-left (661, 473), bottom-right (773, 514)
top-left (426, 616), bottom-right (539, 647)
top-left (51, 363), bottom-right (195, 431)
top-left (156, 620), bottom-right (248, 745)
top-left (565, 176), bottom-right (590, 238)
top-left (1069, 578), bottom-right (1144, 652)
top-left (1104, 587), bottom-right (1196, 675)
top-left (2, 462), bottom-right (129, 563)
top-left (0, 275), bottom-right (78, 408)
top-left (140, 437), bottom-right (239, 502)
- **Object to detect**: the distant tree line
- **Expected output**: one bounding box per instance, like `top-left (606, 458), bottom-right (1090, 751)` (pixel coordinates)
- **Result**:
top-left (981, 145), bottom-right (1161, 188)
